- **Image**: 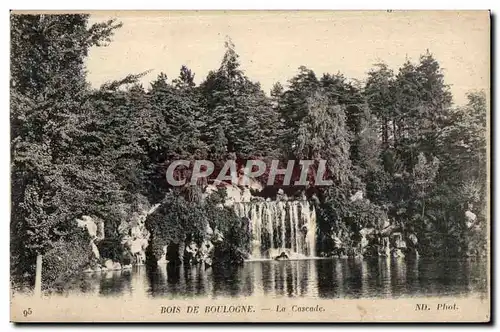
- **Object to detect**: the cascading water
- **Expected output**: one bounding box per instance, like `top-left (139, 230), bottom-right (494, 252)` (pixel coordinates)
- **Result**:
top-left (234, 200), bottom-right (317, 260)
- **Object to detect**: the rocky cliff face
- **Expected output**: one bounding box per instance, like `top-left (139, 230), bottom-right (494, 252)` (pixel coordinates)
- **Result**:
top-left (148, 180), bottom-right (257, 266)
top-left (76, 215), bottom-right (104, 261)
top-left (75, 182), bottom-right (484, 276)
top-left (77, 202), bottom-right (160, 273)
top-left (119, 203), bottom-right (159, 265)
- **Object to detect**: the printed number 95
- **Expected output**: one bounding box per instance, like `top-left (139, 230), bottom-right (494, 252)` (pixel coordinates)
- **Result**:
top-left (23, 308), bottom-right (32, 317)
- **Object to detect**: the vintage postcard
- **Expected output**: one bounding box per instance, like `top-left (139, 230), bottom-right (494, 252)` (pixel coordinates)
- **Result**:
top-left (10, 10), bottom-right (490, 323)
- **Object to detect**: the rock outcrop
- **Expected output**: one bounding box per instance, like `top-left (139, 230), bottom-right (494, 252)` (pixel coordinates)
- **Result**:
top-left (76, 215), bottom-right (104, 261)
top-left (78, 202), bottom-right (161, 273)
top-left (465, 210), bottom-right (477, 229)
top-left (119, 204), bottom-right (159, 265)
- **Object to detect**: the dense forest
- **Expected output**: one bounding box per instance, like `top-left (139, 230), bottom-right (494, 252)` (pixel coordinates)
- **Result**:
top-left (10, 14), bottom-right (488, 290)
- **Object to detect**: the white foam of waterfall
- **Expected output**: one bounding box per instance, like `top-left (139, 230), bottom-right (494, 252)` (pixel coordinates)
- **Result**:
top-left (288, 203), bottom-right (295, 252)
top-left (280, 202), bottom-right (286, 249)
top-left (293, 202), bottom-right (301, 254)
top-left (234, 200), bottom-right (317, 260)
top-left (251, 204), bottom-right (261, 259)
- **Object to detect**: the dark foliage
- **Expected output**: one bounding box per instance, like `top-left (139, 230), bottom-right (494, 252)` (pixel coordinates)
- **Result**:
top-left (10, 15), bottom-right (488, 291)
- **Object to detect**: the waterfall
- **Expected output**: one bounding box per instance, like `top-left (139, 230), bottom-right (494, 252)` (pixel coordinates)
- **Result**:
top-left (234, 200), bottom-right (317, 260)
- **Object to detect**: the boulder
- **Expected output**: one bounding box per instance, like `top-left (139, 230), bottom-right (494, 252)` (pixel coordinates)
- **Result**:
top-left (391, 232), bottom-right (407, 249)
top-left (197, 239), bottom-right (215, 264)
top-left (332, 235), bottom-right (343, 249)
top-left (148, 203), bottom-right (161, 214)
top-left (465, 210), bottom-right (477, 229)
top-left (104, 259), bottom-right (114, 270)
top-left (241, 188), bottom-right (252, 202)
top-left (130, 225), bottom-right (142, 238)
top-left (274, 252), bottom-right (289, 260)
top-left (360, 235), bottom-right (369, 250)
top-left (205, 223), bottom-right (214, 236)
top-left (359, 228), bottom-right (375, 236)
top-left (237, 173), bottom-right (264, 191)
top-left (224, 185), bottom-right (243, 206)
top-left (76, 216), bottom-right (98, 239)
top-left (90, 241), bottom-right (100, 260)
top-left (407, 233), bottom-right (418, 247)
top-left (212, 229), bottom-right (224, 243)
top-left (186, 241), bottom-right (199, 255)
top-left (378, 240), bottom-right (390, 256)
top-left (392, 248), bottom-right (405, 258)
top-left (185, 241), bottom-right (199, 264)
top-left (119, 206), bottom-right (152, 265)
top-left (276, 189), bottom-right (288, 202)
top-left (130, 238), bottom-right (148, 255)
top-left (350, 190), bottom-right (364, 202)
top-left (157, 245), bottom-right (168, 265)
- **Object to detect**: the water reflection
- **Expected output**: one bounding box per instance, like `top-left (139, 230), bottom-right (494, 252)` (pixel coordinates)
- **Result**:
top-left (59, 257), bottom-right (487, 299)
top-left (98, 270), bottom-right (132, 296)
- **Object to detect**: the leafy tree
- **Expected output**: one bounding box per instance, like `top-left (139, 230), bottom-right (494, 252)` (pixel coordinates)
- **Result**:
top-left (279, 66), bottom-right (320, 155)
top-left (200, 38), bottom-right (279, 160)
top-left (294, 90), bottom-right (351, 185)
top-left (392, 53), bottom-right (453, 169)
top-left (10, 14), bottom-right (123, 283)
top-left (414, 52), bottom-right (453, 156)
top-left (11, 13), bottom-right (488, 283)
top-left (173, 65), bottom-right (196, 89)
top-left (145, 189), bottom-right (247, 265)
top-left (145, 191), bottom-right (207, 262)
top-left (437, 91), bottom-right (487, 187)
top-left (270, 82), bottom-right (284, 107)
top-left (364, 63), bottom-right (395, 149)
top-left (411, 152), bottom-right (440, 217)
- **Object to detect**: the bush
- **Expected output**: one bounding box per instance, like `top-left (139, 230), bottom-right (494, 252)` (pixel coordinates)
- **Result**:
top-left (97, 238), bottom-right (127, 263)
top-left (41, 230), bottom-right (93, 291)
top-left (212, 207), bottom-right (251, 266)
top-left (145, 191), bottom-right (206, 262)
top-left (145, 188), bottom-right (251, 266)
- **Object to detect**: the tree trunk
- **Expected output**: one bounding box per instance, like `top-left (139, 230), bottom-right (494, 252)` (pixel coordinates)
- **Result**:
top-left (382, 117), bottom-right (389, 149)
top-left (34, 255), bottom-right (42, 297)
top-left (393, 120), bottom-right (397, 147)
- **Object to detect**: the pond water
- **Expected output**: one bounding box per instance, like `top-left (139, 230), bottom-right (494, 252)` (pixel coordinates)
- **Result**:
top-left (58, 257), bottom-right (488, 299)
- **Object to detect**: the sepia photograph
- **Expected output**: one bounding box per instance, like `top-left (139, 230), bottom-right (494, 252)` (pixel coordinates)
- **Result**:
top-left (9, 10), bottom-right (490, 322)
